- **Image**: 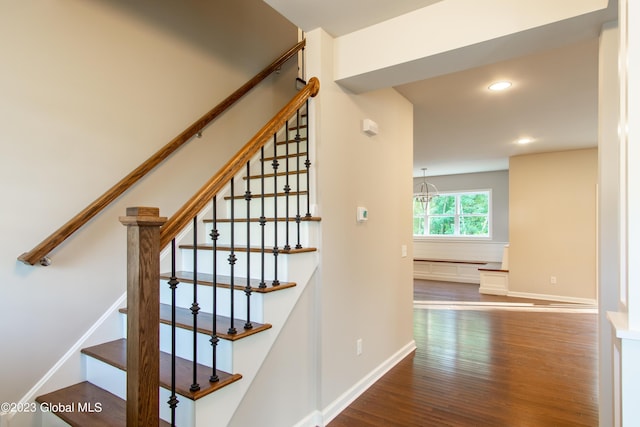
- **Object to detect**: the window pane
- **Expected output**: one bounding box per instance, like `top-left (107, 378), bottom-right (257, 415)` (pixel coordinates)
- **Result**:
top-left (428, 216), bottom-right (455, 235)
top-left (460, 193), bottom-right (488, 214)
top-left (428, 195), bottom-right (455, 215)
top-left (413, 217), bottom-right (425, 235)
top-left (460, 216), bottom-right (489, 235)
top-left (413, 197), bottom-right (426, 215)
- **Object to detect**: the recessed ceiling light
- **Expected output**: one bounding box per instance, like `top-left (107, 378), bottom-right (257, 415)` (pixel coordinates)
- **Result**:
top-left (488, 81), bottom-right (512, 91)
top-left (516, 137), bottom-right (533, 145)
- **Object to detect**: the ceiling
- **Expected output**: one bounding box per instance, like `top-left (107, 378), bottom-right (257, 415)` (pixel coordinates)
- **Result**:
top-left (265, 0), bottom-right (617, 177)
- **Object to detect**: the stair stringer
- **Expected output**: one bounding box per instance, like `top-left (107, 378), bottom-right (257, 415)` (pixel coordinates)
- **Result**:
top-left (191, 251), bottom-right (318, 426)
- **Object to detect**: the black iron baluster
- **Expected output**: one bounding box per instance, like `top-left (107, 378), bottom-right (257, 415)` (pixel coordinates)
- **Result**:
top-left (295, 108), bottom-right (303, 249)
top-left (209, 197), bottom-right (219, 383)
top-left (284, 120), bottom-right (291, 251)
top-left (244, 162), bottom-right (253, 330)
top-left (304, 101), bottom-right (312, 218)
top-left (272, 134), bottom-right (280, 286)
top-left (228, 180), bottom-right (237, 335)
top-left (190, 217), bottom-right (200, 392)
top-left (259, 147), bottom-right (267, 289)
top-left (168, 240), bottom-right (179, 426)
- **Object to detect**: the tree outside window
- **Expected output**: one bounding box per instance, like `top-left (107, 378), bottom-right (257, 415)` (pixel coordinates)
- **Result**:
top-left (413, 190), bottom-right (490, 237)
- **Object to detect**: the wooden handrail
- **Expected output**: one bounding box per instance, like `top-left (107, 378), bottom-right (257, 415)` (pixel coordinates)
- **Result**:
top-left (18, 40), bottom-right (306, 266)
top-left (160, 77), bottom-right (319, 249)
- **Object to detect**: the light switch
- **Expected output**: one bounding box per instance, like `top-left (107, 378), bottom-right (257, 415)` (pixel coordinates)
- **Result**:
top-left (357, 207), bottom-right (368, 222)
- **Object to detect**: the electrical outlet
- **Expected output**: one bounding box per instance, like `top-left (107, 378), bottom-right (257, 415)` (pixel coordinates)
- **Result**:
top-left (550, 276), bottom-right (557, 285)
top-left (356, 338), bottom-right (363, 356)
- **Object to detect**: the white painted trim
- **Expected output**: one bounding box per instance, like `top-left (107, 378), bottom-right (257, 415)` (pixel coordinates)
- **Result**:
top-left (507, 291), bottom-right (596, 305)
top-left (0, 293), bottom-right (126, 425)
top-left (291, 410), bottom-right (322, 427)
top-left (608, 311), bottom-right (640, 341)
top-left (413, 260), bottom-right (484, 284)
top-left (414, 271), bottom-right (480, 284)
top-left (320, 340), bottom-right (416, 426)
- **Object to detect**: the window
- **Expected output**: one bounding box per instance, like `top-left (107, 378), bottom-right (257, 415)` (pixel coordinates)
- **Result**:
top-left (413, 190), bottom-right (491, 237)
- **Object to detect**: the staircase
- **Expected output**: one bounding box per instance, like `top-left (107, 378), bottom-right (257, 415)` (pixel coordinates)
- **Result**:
top-left (34, 82), bottom-right (320, 426)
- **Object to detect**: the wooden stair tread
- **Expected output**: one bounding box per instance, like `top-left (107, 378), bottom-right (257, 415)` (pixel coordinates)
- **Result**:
top-left (224, 191), bottom-right (308, 200)
top-left (204, 216), bottom-right (320, 223)
top-left (81, 339), bottom-right (242, 401)
top-left (119, 305), bottom-right (272, 341)
top-left (179, 244), bottom-right (317, 254)
top-left (36, 381), bottom-right (170, 427)
top-left (159, 271), bottom-right (296, 293)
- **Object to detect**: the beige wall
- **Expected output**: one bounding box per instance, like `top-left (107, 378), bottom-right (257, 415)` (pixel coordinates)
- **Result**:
top-left (309, 28), bottom-right (415, 413)
top-left (509, 148), bottom-right (597, 301)
top-left (0, 0), bottom-right (297, 406)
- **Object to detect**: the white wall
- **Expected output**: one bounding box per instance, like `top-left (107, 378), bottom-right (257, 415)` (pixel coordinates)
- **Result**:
top-left (0, 0), bottom-right (297, 407)
top-left (413, 170), bottom-right (509, 264)
top-left (309, 28), bottom-right (415, 418)
top-left (597, 21), bottom-right (619, 427)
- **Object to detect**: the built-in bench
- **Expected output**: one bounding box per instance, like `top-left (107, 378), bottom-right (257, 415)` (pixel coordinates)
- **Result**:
top-left (478, 263), bottom-right (509, 295)
top-left (413, 258), bottom-right (492, 284)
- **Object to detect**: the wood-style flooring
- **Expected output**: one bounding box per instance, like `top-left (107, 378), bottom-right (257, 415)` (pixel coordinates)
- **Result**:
top-left (328, 280), bottom-right (598, 427)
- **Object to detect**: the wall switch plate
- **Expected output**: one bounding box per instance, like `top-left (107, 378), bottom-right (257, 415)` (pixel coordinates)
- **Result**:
top-left (356, 338), bottom-right (363, 356)
top-left (357, 207), bottom-right (368, 222)
top-left (401, 245), bottom-right (407, 258)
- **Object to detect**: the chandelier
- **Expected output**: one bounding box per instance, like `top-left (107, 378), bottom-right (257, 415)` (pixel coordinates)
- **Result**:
top-left (416, 168), bottom-right (438, 210)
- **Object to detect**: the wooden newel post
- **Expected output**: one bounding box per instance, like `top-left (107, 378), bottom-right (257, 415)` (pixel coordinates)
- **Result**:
top-left (120, 207), bottom-right (167, 427)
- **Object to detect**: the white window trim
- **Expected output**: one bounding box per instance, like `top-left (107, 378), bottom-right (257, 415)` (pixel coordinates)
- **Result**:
top-left (413, 189), bottom-right (493, 240)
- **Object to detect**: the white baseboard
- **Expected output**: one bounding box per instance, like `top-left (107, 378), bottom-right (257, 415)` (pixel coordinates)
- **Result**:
top-left (292, 410), bottom-right (322, 427)
top-left (508, 291), bottom-right (596, 305)
top-left (319, 340), bottom-right (416, 426)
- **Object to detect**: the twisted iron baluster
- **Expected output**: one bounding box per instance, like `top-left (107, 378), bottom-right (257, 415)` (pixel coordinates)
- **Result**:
top-left (272, 135), bottom-right (280, 286)
top-left (244, 162), bottom-right (253, 330)
top-left (190, 217), bottom-right (200, 392)
top-left (295, 108), bottom-right (303, 249)
top-left (259, 147), bottom-right (267, 289)
top-left (284, 120), bottom-right (291, 251)
top-left (304, 100), bottom-right (312, 218)
top-left (168, 240), bottom-right (179, 426)
top-left (228, 180), bottom-right (237, 335)
top-left (209, 197), bottom-right (219, 383)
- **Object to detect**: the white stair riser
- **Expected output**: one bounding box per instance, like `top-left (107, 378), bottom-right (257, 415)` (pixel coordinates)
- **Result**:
top-left (160, 387), bottom-right (195, 427)
top-left (242, 171), bottom-right (308, 194)
top-left (160, 283), bottom-right (265, 323)
top-left (179, 249), bottom-right (293, 282)
top-left (84, 356), bottom-right (195, 426)
top-left (260, 152), bottom-right (311, 172)
top-left (159, 323), bottom-right (234, 373)
top-left (224, 194), bottom-right (310, 218)
top-left (202, 221), bottom-right (313, 248)
top-left (40, 411), bottom-right (71, 427)
top-left (85, 356), bottom-right (126, 400)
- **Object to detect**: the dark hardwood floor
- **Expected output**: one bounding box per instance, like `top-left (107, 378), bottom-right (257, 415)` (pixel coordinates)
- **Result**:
top-left (328, 280), bottom-right (598, 427)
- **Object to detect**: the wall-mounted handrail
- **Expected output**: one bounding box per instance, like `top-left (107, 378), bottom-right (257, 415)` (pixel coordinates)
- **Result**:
top-left (18, 40), bottom-right (306, 266)
top-left (159, 77), bottom-right (319, 249)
